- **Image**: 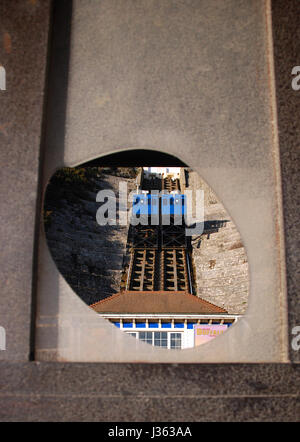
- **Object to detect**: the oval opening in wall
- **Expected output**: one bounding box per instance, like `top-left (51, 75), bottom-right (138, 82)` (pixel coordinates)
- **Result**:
top-left (43, 149), bottom-right (249, 350)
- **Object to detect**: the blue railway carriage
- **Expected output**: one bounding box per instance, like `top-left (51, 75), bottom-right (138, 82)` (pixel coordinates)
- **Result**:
top-left (132, 193), bottom-right (186, 216)
top-left (161, 194), bottom-right (186, 216)
top-left (132, 193), bottom-right (159, 216)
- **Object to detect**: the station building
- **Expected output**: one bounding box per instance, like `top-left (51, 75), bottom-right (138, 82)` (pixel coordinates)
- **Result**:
top-left (91, 291), bottom-right (240, 350)
top-left (143, 167), bottom-right (181, 180)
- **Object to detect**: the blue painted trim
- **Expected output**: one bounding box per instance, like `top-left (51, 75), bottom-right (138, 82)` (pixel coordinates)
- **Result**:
top-left (187, 323), bottom-right (196, 329)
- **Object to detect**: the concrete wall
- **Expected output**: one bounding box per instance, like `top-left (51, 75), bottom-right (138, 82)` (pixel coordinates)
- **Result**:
top-left (0, 0), bottom-right (299, 421)
top-left (35, 0), bottom-right (288, 363)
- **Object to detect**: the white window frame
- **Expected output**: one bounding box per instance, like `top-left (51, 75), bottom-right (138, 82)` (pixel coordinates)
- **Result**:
top-left (125, 330), bottom-right (183, 350)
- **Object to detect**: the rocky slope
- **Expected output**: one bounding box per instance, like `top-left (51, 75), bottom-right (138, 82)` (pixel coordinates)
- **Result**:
top-left (44, 167), bottom-right (137, 305)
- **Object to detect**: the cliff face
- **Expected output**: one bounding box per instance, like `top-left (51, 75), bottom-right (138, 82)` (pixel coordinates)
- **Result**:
top-left (183, 169), bottom-right (249, 315)
top-left (44, 167), bottom-right (137, 305)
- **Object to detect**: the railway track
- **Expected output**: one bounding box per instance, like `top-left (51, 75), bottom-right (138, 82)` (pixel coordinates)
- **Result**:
top-left (128, 249), bottom-right (158, 291)
top-left (122, 172), bottom-right (195, 295)
top-left (141, 175), bottom-right (180, 192)
top-left (160, 248), bottom-right (190, 292)
top-left (162, 176), bottom-right (180, 192)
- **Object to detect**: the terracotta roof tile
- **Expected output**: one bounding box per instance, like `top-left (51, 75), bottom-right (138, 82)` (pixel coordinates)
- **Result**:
top-left (90, 291), bottom-right (227, 314)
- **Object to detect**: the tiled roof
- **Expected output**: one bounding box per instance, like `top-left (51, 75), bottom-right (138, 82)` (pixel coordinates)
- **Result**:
top-left (90, 291), bottom-right (227, 314)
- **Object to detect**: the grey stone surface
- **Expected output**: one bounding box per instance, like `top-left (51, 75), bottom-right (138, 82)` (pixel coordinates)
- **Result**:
top-left (36, 0), bottom-right (288, 363)
top-left (0, 361), bottom-right (299, 397)
top-left (0, 362), bottom-right (299, 421)
top-left (1, 393), bottom-right (300, 422)
top-left (272, 0), bottom-right (300, 362)
top-left (0, 0), bottom-right (51, 360)
top-left (0, 0), bottom-right (299, 422)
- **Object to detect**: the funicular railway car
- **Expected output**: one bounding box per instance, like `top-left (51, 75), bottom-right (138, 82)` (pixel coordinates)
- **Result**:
top-left (132, 193), bottom-right (186, 216)
top-left (132, 193), bottom-right (159, 216)
top-left (161, 194), bottom-right (186, 216)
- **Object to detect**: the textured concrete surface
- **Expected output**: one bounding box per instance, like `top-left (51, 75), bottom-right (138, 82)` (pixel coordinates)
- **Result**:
top-left (272, 0), bottom-right (300, 362)
top-left (0, 0), bottom-right (299, 421)
top-left (36, 0), bottom-right (288, 363)
top-left (0, 362), bottom-right (299, 421)
top-left (0, 0), bottom-right (51, 360)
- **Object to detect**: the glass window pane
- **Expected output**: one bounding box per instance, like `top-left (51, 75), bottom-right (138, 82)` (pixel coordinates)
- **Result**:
top-left (170, 333), bottom-right (182, 349)
top-left (139, 331), bottom-right (153, 344)
top-left (154, 332), bottom-right (168, 348)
